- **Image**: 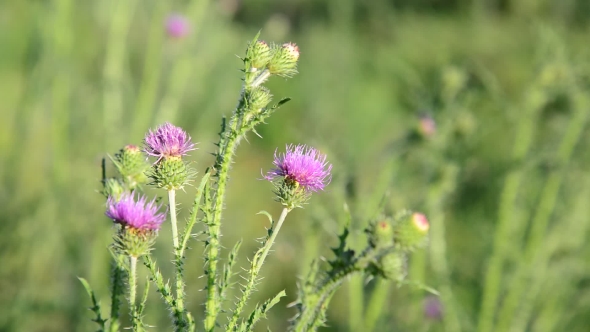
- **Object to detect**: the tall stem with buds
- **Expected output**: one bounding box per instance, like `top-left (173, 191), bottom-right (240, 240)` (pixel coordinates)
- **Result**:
top-left (204, 35), bottom-right (300, 331)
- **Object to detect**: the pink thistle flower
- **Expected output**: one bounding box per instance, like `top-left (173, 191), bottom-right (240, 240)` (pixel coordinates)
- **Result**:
top-left (105, 193), bottom-right (166, 231)
top-left (165, 14), bottom-right (190, 39)
top-left (144, 122), bottom-right (196, 162)
top-left (265, 144), bottom-right (332, 192)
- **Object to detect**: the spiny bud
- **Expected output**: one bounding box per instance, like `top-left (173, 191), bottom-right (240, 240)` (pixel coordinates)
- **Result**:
top-left (267, 42), bottom-right (299, 78)
top-left (114, 226), bottom-right (158, 258)
top-left (150, 157), bottom-right (192, 191)
top-left (248, 40), bottom-right (272, 70)
top-left (102, 178), bottom-right (126, 200)
top-left (393, 211), bottom-right (430, 252)
top-left (368, 218), bottom-right (394, 248)
top-left (113, 145), bottom-right (149, 189)
top-left (144, 123), bottom-right (196, 191)
top-left (246, 86), bottom-right (273, 111)
top-left (377, 251), bottom-right (407, 282)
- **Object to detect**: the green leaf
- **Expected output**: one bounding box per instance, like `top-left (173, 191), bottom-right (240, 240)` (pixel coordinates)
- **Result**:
top-left (78, 277), bottom-right (106, 331)
top-left (243, 290), bottom-right (287, 332)
top-left (256, 210), bottom-right (274, 225)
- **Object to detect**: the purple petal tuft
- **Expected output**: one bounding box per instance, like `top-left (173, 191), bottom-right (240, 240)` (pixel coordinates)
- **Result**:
top-left (144, 122), bottom-right (196, 160)
top-left (265, 144), bottom-right (332, 192)
top-left (106, 193), bottom-right (166, 230)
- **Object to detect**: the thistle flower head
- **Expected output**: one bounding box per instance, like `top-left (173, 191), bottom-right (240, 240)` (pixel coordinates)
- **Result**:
top-left (144, 122), bottom-right (195, 161)
top-left (264, 144), bottom-right (331, 209)
top-left (424, 296), bottom-right (443, 320)
top-left (165, 14), bottom-right (190, 39)
top-left (265, 144), bottom-right (332, 192)
top-left (105, 193), bottom-right (165, 231)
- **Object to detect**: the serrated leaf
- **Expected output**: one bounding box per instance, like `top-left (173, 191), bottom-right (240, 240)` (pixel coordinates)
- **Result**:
top-left (243, 290), bottom-right (287, 331)
top-left (78, 277), bottom-right (106, 331)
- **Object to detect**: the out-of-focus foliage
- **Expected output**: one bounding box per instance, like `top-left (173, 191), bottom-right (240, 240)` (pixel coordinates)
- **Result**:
top-left (1, 0), bottom-right (590, 331)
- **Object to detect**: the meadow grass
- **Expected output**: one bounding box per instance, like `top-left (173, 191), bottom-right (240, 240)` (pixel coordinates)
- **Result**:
top-left (2, 1), bottom-right (590, 331)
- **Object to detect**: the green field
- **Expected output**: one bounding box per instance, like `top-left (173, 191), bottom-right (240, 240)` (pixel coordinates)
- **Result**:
top-left (2, 0), bottom-right (590, 331)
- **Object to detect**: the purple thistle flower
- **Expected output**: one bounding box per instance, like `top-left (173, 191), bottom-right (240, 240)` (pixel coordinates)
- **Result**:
top-left (165, 14), bottom-right (190, 39)
top-left (424, 295), bottom-right (443, 320)
top-left (106, 193), bottom-right (166, 231)
top-left (265, 144), bottom-right (332, 192)
top-left (144, 122), bottom-right (196, 161)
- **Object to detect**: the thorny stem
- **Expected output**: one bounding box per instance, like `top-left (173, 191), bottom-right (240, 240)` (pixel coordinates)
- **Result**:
top-left (205, 54), bottom-right (262, 331)
top-left (256, 207), bottom-right (290, 274)
top-left (204, 134), bottom-right (237, 331)
top-left (291, 248), bottom-right (380, 332)
top-left (129, 256), bottom-right (140, 331)
top-left (109, 258), bottom-right (125, 332)
top-left (168, 189), bottom-right (186, 324)
top-left (227, 208), bottom-right (291, 331)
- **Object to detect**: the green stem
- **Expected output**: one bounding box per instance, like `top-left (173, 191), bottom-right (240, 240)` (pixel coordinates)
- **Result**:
top-left (129, 256), bottom-right (140, 332)
top-left (109, 258), bottom-right (125, 332)
top-left (204, 136), bottom-right (237, 331)
top-left (144, 255), bottom-right (184, 331)
top-left (168, 189), bottom-right (186, 327)
top-left (256, 208), bottom-right (289, 273)
top-left (179, 171), bottom-right (210, 259)
top-left (169, 189), bottom-right (180, 250)
top-left (205, 34), bottom-right (278, 330)
top-left (227, 208), bottom-right (291, 331)
top-left (363, 279), bottom-right (391, 331)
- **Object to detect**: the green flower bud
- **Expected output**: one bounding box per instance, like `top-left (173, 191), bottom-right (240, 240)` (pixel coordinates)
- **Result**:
top-left (150, 157), bottom-right (192, 191)
top-left (102, 178), bottom-right (126, 200)
top-left (248, 40), bottom-right (272, 70)
top-left (272, 179), bottom-right (311, 210)
top-left (393, 211), bottom-right (430, 252)
top-left (377, 251), bottom-right (407, 282)
top-left (246, 86), bottom-right (273, 111)
top-left (113, 145), bottom-right (149, 189)
top-left (368, 218), bottom-right (394, 248)
top-left (113, 226), bottom-right (157, 258)
top-left (267, 42), bottom-right (299, 78)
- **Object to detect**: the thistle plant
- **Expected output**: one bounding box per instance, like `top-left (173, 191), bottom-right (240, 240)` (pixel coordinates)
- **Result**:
top-left (80, 33), bottom-right (433, 332)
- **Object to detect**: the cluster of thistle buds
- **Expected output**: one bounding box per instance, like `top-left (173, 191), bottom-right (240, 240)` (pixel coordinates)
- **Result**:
top-left (367, 211), bottom-right (430, 281)
top-left (102, 122), bottom-right (196, 257)
top-left (247, 40), bottom-right (299, 78)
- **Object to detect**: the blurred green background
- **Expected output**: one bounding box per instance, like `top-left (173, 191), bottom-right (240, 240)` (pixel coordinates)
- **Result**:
top-left (2, 0), bottom-right (590, 331)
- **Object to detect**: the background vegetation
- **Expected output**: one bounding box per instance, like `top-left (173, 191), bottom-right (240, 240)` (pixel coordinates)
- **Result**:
top-left (2, 0), bottom-right (590, 331)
